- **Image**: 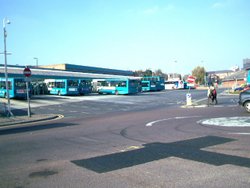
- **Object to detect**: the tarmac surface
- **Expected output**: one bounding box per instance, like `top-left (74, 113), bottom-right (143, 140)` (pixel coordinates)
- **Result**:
top-left (0, 99), bottom-right (208, 129)
top-left (0, 89), bottom-right (235, 129)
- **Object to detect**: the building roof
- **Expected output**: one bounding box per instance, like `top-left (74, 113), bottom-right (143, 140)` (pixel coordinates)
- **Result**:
top-left (222, 70), bottom-right (247, 82)
top-left (0, 64), bottom-right (132, 79)
top-left (40, 63), bottom-right (134, 76)
top-left (207, 70), bottom-right (233, 74)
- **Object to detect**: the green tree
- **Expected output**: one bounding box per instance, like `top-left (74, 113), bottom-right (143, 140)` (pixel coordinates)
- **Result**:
top-left (154, 69), bottom-right (163, 76)
top-left (144, 69), bottom-right (153, 76)
top-left (191, 66), bottom-right (206, 85)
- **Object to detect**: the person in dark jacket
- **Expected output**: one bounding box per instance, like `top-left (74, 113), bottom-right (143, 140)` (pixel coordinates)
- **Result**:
top-left (207, 86), bottom-right (217, 105)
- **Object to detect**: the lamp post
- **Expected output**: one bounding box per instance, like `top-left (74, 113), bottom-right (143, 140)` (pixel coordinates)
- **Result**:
top-left (3, 17), bottom-right (13, 117)
top-left (201, 60), bottom-right (206, 86)
top-left (33, 57), bottom-right (38, 67)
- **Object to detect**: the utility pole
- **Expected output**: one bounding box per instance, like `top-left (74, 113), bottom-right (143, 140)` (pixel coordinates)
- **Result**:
top-left (3, 18), bottom-right (13, 117)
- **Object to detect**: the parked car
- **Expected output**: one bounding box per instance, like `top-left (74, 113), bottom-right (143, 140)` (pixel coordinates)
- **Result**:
top-left (239, 89), bottom-right (250, 112)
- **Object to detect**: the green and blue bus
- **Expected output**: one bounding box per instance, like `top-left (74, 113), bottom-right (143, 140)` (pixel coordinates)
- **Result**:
top-left (93, 78), bottom-right (140, 95)
top-left (44, 79), bottom-right (79, 96)
top-left (0, 78), bottom-right (28, 98)
top-left (141, 76), bottom-right (165, 91)
top-left (155, 76), bottom-right (165, 91)
top-left (141, 80), bottom-right (157, 92)
top-left (78, 79), bottom-right (92, 95)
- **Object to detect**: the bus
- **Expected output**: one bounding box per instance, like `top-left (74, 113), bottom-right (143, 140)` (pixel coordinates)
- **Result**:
top-left (44, 79), bottom-right (79, 95)
top-left (141, 76), bottom-right (165, 91)
top-left (78, 79), bottom-right (92, 95)
top-left (164, 80), bottom-right (184, 90)
top-left (93, 78), bottom-right (139, 95)
top-left (0, 78), bottom-right (28, 98)
top-left (141, 80), bottom-right (157, 92)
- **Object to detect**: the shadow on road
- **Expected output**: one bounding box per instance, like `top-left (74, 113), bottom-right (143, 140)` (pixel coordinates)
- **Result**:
top-left (72, 136), bottom-right (250, 173)
top-left (0, 122), bottom-right (78, 136)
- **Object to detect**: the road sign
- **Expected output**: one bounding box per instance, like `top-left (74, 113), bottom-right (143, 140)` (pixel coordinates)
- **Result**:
top-left (187, 75), bottom-right (195, 83)
top-left (23, 67), bottom-right (31, 77)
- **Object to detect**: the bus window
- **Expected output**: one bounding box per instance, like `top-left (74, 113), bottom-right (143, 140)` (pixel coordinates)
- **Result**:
top-left (141, 82), bottom-right (149, 87)
top-left (55, 82), bottom-right (65, 89)
top-left (117, 81), bottom-right (126, 87)
top-left (15, 80), bottom-right (26, 88)
top-left (68, 80), bottom-right (78, 87)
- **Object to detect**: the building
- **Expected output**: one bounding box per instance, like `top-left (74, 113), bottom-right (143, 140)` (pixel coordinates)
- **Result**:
top-left (39, 64), bottom-right (133, 76)
top-left (243, 59), bottom-right (250, 70)
top-left (221, 70), bottom-right (247, 88)
top-left (206, 70), bottom-right (234, 85)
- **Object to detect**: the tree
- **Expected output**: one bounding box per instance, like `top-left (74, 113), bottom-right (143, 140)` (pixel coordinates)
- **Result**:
top-left (133, 69), bottom-right (168, 79)
top-left (144, 69), bottom-right (153, 77)
top-left (191, 66), bottom-right (206, 85)
top-left (133, 70), bottom-right (144, 77)
top-left (154, 69), bottom-right (164, 76)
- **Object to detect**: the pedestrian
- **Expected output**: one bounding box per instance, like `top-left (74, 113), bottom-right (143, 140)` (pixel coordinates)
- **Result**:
top-left (207, 85), bottom-right (217, 105)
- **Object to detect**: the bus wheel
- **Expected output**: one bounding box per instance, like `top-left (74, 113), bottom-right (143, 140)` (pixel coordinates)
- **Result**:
top-left (115, 90), bottom-right (119, 95)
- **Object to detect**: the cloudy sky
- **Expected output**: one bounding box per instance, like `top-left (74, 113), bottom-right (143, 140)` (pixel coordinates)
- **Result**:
top-left (1, 0), bottom-right (250, 75)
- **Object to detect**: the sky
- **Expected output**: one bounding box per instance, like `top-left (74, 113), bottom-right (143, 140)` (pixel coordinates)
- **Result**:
top-left (1, 0), bottom-right (250, 75)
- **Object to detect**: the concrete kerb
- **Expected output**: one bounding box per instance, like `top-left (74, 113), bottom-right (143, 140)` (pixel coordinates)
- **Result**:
top-left (0, 114), bottom-right (63, 129)
top-left (181, 90), bottom-right (237, 108)
top-left (181, 97), bottom-right (210, 108)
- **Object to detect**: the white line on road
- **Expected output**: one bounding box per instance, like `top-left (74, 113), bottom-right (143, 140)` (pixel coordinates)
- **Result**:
top-left (146, 116), bottom-right (202, 127)
top-left (198, 117), bottom-right (250, 127)
top-left (228, 132), bottom-right (250, 135)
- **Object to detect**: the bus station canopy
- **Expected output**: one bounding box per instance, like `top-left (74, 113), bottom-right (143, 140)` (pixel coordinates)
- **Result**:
top-left (0, 65), bottom-right (133, 80)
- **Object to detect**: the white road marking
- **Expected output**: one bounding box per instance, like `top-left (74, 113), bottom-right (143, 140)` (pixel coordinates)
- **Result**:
top-left (198, 117), bottom-right (250, 127)
top-left (228, 133), bottom-right (250, 135)
top-left (81, 111), bottom-right (89, 114)
top-left (146, 116), bottom-right (202, 127)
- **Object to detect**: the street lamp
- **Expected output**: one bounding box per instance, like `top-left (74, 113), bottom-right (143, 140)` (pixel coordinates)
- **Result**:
top-left (33, 57), bottom-right (38, 67)
top-left (3, 17), bottom-right (13, 117)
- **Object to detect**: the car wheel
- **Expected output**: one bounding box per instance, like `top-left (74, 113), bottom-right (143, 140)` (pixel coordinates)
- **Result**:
top-left (244, 101), bottom-right (250, 112)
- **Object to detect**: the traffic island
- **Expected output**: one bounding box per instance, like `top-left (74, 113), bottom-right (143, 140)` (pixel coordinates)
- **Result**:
top-left (0, 114), bottom-right (63, 128)
top-left (181, 98), bottom-right (209, 108)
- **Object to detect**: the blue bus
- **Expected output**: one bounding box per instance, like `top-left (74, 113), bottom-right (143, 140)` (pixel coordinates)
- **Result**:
top-left (78, 79), bottom-right (92, 95)
top-left (93, 78), bottom-right (139, 95)
top-left (0, 78), bottom-right (28, 98)
top-left (141, 76), bottom-right (165, 91)
top-left (44, 79), bottom-right (79, 95)
top-left (141, 80), bottom-right (157, 92)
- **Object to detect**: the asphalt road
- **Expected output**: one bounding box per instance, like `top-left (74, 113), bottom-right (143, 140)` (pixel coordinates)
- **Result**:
top-left (1, 89), bottom-right (250, 188)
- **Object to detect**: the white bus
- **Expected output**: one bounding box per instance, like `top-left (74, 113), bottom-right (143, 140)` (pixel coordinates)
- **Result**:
top-left (164, 80), bottom-right (184, 90)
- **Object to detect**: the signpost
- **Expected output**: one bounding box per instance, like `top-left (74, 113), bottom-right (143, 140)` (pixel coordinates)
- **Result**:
top-left (186, 75), bottom-right (196, 106)
top-left (23, 67), bottom-right (31, 117)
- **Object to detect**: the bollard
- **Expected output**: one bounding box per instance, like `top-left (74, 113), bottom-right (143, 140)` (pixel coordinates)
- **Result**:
top-left (186, 93), bottom-right (192, 106)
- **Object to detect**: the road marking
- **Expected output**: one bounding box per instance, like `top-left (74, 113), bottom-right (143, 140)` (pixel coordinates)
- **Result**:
top-left (228, 133), bottom-right (250, 135)
top-left (146, 116), bottom-right (202, 127)
top-left (198, 117), bottom-right (250, 127)
top-left (81, 111), bottom-right (89, 114)
top-left (120, 145), bottom-right (142, 152)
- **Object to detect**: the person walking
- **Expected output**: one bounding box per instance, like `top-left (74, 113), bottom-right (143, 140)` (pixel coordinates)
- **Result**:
top-left (207, 85), bottom-right (217, 105)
